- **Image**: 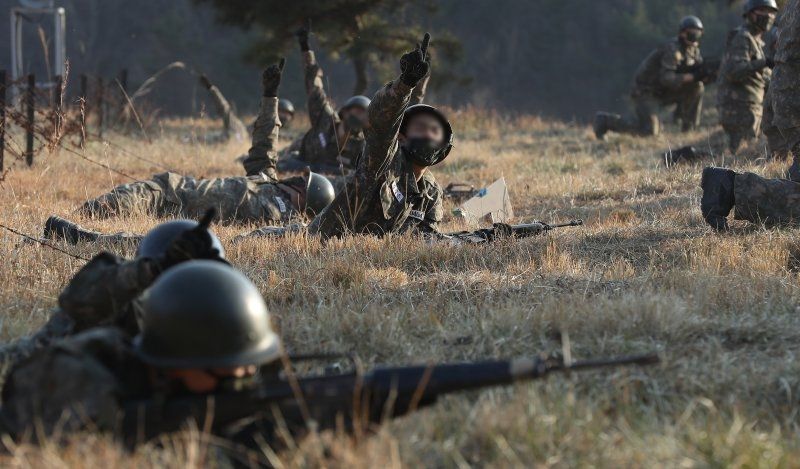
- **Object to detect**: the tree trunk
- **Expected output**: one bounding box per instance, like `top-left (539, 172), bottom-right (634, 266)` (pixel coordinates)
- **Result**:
top-left (352, 55), bottom-right (368, 96)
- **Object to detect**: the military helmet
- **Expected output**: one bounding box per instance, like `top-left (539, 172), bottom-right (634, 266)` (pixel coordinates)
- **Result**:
top-left (134, 260), bottom-right (281, 368)
top-left (400, 104), bottom-right (455, 164)
top-left (304, 170), bottom-right (335, 216)
top-left (679, 15), bottom-right (704, 31)
top-left (135, 219), bottom-right (225, 260)
top-left (743, 0), bottom-right (778, 14)
top-left (278, 98), bottom-right (295, 115)
top-left (339, 95), bottom-right (371, 112)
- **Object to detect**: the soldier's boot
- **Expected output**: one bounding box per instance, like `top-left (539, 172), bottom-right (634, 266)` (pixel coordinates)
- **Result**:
top-left (700, 167), bottom-right (736, 231)
top-left (593, 112), bottom-right (621, 140)
top-left (44, 216), bottom-right (102, 244)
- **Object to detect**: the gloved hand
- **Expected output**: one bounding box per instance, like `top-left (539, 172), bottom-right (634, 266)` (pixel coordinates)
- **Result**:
top-left (400, 32), bottom-right (431, 87)
top-left (262, 58), bottom-right (285, 97)
top-left (766, 57), bottom-right (776, 69)
top-left (297, 19), bottom-right (311, 52)
top-left (199, 74), bottom-right (213, 90)
top-left (159, 208), bottom-right (227, 271)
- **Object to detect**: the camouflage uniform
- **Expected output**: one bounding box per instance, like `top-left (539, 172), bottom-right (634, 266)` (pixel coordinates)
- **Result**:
top-left (604, 38), bottom-right (704, 136)
top-left (761, 25), bottom-right (788, 158)
top-left (241, 97), bottom-right (282, 179)
top-left (718, 24), bottom-right (772, 152)
top-left (80, 173), bottom-right (306, 226)
top-left (205, 82), bottom-right (248, 143)
top-left (729, 172), bottom-right (800, 226)
top-left (772, 0), bottom-right (800, 152)
top-left (0, 327), bottom-right (150, 437)
top-left (0, 254), bottom-right (157, 387)
top-left (307, 77), bottom-right (444, 239)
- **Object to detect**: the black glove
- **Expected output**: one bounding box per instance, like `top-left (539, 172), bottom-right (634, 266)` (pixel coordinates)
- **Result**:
top-left (158, 208), bottom-right (227, 271)
top-left (766, 57), bottom-right (776, 69)
top-left (262, 58), bottom-right (285, 97)
top-left (297, 19), bottom-right (311, 52)
top-left (199, 74), bottom-right (213, 90)
top-left (400, 32), bottom-right (431, 88)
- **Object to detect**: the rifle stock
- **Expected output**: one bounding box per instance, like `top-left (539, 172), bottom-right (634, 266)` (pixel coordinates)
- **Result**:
top-left (121, 351), bottom-right (658, 445)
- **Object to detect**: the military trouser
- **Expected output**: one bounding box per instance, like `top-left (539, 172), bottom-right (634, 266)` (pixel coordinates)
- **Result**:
top-left (732, 172), bottom-right (800, 226)
top-left (81, 179), bottom-right (168, 219)
top-left (720, 101), bottom-right (763, 154)
top-left (606, 83), bottom-right (704, 136)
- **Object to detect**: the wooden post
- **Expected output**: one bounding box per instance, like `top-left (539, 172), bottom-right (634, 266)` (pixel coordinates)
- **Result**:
top-left (0, 70), bottom-right (6, 172)
top-left (25, 74), bottom-right (34, 167)
top-left (79, 74), bottom-right (88, 147)
top-left (97, 77), bottom-right (104, 138)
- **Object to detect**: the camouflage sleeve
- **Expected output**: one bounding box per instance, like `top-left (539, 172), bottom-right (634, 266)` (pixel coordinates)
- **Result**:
top-left (57, 252), bottom-right (160, 332)
top-left (304, 51), bottom-right (337, 129)
top-left (416, 184), bottom-right (444, 234)
top-left (206, 84), bottom-right (248, 141)
top-left (242, 97), bottom-right (281, 178)
top-left (0, 329), bottom-right (128, 437)
top-left (0, 311), bottom-right (74, 387)
top-left (409, 74), bottom-right (430, 105)
top-left (658, 43), bottom-right (686, 89)
top-left (362, 78), bottom-right (414, 176)
top-left (721, 33), bottom-right (767, 83)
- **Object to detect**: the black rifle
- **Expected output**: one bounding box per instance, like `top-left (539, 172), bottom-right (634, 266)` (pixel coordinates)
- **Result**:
top-left (121, 351), bottom-right (658, 445)
top-left (677, 57), bottom-right (721, 84)
top-left (443, 219), bottom-right (584, 244)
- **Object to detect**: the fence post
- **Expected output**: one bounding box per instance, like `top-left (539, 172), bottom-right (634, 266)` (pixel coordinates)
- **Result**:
top-left (25, 74), bottom-right (34, 166)
top-left (79, 74), bottom-right (88, 147)
top-left (97, 77), bottom-right (104, 138)
top-left (54, 74), bottom-right (63, 138)
top-left (0, 70), bottom-right (6, 172)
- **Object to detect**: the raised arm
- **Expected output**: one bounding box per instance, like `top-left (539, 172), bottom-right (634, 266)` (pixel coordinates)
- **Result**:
top-left (362, 33), bottom-right (432, 176)
top-left (242, 60), bottom-right (285, 178)
top-left (298, 23), bottom-right (337, 127)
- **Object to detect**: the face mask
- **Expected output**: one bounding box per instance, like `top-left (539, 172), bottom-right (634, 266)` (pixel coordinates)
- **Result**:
top-left (684, 30), bottom-right (702, 44)
top-left (403, 137), bottom-right (442, 167)
top-left (751, 13), bottom-right (775, 32)
top-left (345, 114), bottom-right (365, 132)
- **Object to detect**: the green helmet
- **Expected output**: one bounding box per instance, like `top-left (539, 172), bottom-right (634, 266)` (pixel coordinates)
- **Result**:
top-left (135, 220), bottom-right (225, 260)
top-left (340, 95), bottom-right (371, 113)
top-left (679, 15), bottom-right (704, 31)
top-left (134, 261), bottom-right (281, 368)
top-left (400, 104), bottom-right (455, 166)
top-left (278, 98), bottom-right (295, 115)
top-left (304, 170), bottom-right (335, 216)
top-left (743, 0), bottom-right (778, 15)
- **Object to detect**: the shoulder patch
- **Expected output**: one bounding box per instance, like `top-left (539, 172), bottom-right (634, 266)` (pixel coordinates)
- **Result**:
top-left (318, 132), bottom-right (327, 148)
top-left (391, 180), bottom-right (405, 203)
top-left (274, 196), bottom-right (287, 213)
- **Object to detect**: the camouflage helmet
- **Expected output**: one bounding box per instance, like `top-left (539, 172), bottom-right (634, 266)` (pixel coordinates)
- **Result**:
top-left (304, 169), bottom-right (335, 216)
top-left (278, 98), bottom-right (295, 115)
top-left (743, 0), bottom-right (778, 14)
top-left (339, 95), bottom-right (371, 113)
top-left (134, 260), bottom-right (281, 368)
top-left (679, 15), bottom-right (704, 31)
top-left (399, 104), bottom-right (455, 165)
top-left (136, 220), bottom-right (225, 260)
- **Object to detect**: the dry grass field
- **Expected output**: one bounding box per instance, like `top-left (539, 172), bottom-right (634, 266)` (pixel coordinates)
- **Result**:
top-left (1, 103), bottom-right (800, 467)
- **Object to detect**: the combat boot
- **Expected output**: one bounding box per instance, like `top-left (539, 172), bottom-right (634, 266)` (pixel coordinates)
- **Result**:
top-left (700, 167), bottom-right (736, 231)
top-left (593, 112), bottom-right (616, 140)
top-left (44, 216), bottom-right (101, 245)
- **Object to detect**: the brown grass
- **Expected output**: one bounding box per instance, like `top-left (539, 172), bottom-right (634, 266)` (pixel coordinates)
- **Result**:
top-left (2, 107), bottom-right (800, 467)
